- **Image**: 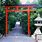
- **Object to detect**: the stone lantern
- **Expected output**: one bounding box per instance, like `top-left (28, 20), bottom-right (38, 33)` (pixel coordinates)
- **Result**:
top-left (31, 13), bottom-right (42, 39)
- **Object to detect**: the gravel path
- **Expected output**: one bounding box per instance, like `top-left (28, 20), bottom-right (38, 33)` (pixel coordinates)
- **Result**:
top-left (0, 22), bottom-right (35, 42)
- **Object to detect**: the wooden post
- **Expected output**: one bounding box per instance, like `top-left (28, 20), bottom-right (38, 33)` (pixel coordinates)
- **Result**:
top-left (16, 6), bottom-right (19, 12)
top-left (5, 6), bottom-right (8, 36)
top-left (28, 6), bottom-right (31, 36)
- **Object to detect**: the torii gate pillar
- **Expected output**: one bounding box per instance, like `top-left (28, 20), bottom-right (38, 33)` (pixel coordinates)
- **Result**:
top-left (28, 6), bottom-right (31, 36)
top-left (5, 6), bottom-right (8, 36)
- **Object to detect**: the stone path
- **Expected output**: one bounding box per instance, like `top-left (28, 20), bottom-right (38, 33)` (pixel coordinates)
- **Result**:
top-left (0, 22), bottom-right (35, 42)
top-left (0, 36), bottom-right (35, 42)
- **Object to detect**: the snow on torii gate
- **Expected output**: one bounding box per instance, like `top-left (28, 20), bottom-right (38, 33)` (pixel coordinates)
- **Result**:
top-left (5, 6), bottom-right (33, 36)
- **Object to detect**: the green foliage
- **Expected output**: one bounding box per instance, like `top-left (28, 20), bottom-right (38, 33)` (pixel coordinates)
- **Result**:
top-left (37, 8), bottom-right (42, 17)
top-left (20, 14), bottom-right (28, 34)
top-left (2, 0), bottom-right (20, 5)
top-left (8, 12), bottom-right (16, 31)
top-left (38, 0), bottom-right (42, 5)
top-left (8, 12), bottom-right (23, 31)
top-left (30, 13), bottom-right (37, 35)
top-left (0, 6), bottom-right (5, 34)
top-left (20, 13), bottom-right (37, 35)
top-left (0, 16), bottom-right (5, 35)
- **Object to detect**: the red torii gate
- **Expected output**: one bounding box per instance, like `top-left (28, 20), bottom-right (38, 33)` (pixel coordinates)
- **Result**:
top-left (5, 6), bottom-right (33, 36)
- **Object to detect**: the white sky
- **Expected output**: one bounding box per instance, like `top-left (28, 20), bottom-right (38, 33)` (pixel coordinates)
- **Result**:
top-left (20, 0), bottom-right (27, 4)
top-left (20, 0), bottom-right (38, 4)
top-left (30, 0), bottom-right (34, 3)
